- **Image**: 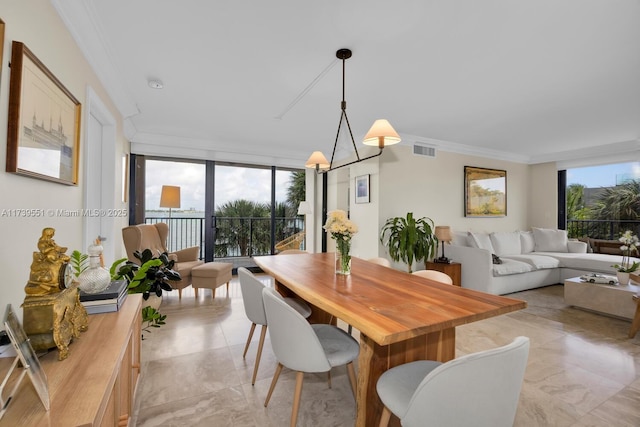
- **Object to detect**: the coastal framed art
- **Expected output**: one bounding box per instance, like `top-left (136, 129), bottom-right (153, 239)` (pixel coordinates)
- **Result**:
top-left (464, 166), bottom-right (507, 217)
top-left (6, 41), bottom-right (81, 185)
top-left (355, 174), bottom-right (370, 204)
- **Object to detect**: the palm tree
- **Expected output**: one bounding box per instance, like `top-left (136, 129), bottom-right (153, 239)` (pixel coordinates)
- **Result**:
top-left (286, 171), bottom-right (306, 215)
top-left (214, 200), bottom-right (270, 257)
top-left (590, 180), bottom-right (640, 221)
top-left (589, 180), bottom-right (640, 238)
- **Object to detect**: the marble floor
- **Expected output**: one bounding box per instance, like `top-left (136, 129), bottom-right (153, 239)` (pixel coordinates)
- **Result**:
top-left (131, 278), bottom-right (640, 427)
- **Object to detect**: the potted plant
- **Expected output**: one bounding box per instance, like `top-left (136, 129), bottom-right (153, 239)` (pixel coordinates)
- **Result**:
top-left (611, 230), bottom-right (639, 285)
top-left (111, 249), bottom-right (181, 335)
top-left (380, 212), bottom-right (438, 273)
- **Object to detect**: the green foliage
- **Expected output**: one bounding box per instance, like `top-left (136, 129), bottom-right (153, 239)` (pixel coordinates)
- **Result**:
top-left (70, 250), bottom-right (89, 277)
top-left (286, 171), bottom-right (306, 214)
top-left (141, 306), bottom-right (167, 338)
top-left (110, 249), bottom-right (180, 300)
top-left (380, 213), bottom-right (437, 273)
top-left (589, 180), bottom-right (640, 221)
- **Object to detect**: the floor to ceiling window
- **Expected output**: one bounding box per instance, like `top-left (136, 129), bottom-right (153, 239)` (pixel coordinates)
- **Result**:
top-left (562, 161), bottom-right (640, 242)
top-left (136, 156), bottom-right (304, 270)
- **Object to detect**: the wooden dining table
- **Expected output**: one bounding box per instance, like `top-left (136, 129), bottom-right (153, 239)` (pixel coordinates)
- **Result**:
top-left (254, 252), bottom-right (527, 427)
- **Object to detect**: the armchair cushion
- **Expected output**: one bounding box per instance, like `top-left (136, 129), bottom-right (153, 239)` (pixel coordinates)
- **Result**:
top-left (172, 246), bottom-right (200, 262)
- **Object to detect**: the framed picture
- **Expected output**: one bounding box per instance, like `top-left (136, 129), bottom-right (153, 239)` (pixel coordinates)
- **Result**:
top-left (464, 166), bottom-right (507, 217)
top-left (355, 174), bottom-right (370, 204)
top-left (6, 41), bottom-right (81, 185)
top-left (3, 305), bottom-right (50, 412)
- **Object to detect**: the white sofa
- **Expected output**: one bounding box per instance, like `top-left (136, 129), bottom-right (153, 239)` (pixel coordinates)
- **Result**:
top-left (446, 228), bottom-right (636, 295)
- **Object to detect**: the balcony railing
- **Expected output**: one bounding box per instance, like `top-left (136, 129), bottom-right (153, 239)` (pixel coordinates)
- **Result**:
top-left (144, 216), bottom-right (305, 259)
top-left (566, 219), bottom-right (640, 240)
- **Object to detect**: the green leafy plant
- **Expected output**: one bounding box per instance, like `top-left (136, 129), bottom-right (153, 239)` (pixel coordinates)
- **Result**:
top-left (111, 249), bottom-right (181, 336)
top-left (111, 249), bottom-right (180, 300)
top-left (141, 306), bottom-right (167, 336)
top-left (70, 250), bottom-right (89, 277)
top-left (380, 212), bottom-right (438, 273)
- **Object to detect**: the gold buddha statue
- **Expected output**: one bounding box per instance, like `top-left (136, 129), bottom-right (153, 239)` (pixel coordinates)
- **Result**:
top-left (25, 227), bottom-right (71, 295)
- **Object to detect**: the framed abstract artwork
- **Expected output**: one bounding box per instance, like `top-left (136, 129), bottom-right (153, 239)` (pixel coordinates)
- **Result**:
top-left (464, 166), bottom-right (507, 217)
top-left (355, 174), bottom-right (370, 204)
top-left (6, 41), bottom-right (81, 185)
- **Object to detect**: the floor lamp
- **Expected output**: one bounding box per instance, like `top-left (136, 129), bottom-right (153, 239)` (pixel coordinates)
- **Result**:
top-left (159, 185), bottom-right (180, 251)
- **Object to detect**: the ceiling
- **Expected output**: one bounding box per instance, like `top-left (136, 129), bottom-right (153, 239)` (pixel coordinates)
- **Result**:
top-left (52, 0), bottom-right (640, 168)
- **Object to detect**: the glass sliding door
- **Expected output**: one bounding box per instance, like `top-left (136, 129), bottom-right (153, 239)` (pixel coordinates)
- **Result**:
top-left (144, 159), bottom-right (206, 256)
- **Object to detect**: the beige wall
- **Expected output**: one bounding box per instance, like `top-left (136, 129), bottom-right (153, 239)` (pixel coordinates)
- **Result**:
top-left (529, 162), bottom-right (558, 228)
top-left (0, 0), bottom-right (127, 319)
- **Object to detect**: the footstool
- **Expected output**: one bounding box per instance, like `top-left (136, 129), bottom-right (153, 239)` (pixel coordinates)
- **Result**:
top-left (191, 262), bottom-right (233, 299)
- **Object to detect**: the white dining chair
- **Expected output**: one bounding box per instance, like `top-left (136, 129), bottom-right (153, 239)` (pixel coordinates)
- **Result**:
top-left (238, 267), bottom-right (311, 386)
top-left (376, 336), bottom-right (530, 427)
top-left (262, 287), bottom-right (359, 427)
top-left (412, 269), bottom-right (453, 285)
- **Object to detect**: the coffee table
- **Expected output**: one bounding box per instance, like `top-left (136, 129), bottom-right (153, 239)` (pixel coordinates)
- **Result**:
top-left (564, 276), bottom-right (639, 320)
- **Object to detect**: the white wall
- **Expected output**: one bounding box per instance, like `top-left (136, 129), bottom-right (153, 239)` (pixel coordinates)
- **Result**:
top-left (0, 0), bottom-right (127, 320)
top-left (529, 162), bottom-right (558, 228)
top-left (309, 144), bottom-right (559, 270)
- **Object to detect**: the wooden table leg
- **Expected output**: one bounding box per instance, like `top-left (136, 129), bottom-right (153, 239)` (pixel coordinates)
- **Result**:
top-left (629, 295), bottom-right (640, 339)
top-left (355, 329), bottom-right (456, 427)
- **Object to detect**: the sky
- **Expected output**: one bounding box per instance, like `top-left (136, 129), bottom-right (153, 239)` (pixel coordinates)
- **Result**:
top-left (566, 162), bottom-right (640, 188)
top-left (145, 160), bottom-right (294, 212)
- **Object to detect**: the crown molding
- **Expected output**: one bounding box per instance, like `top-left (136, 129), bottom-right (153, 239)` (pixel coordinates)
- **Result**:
top-left (51, 0), bottom-right (139, 119)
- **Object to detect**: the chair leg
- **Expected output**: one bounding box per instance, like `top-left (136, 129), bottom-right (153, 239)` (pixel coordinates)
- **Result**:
top-left (226, 281), bottom-right (229, 294)
top-left (178, 288), bottom-right (182, 299)
top-left (379, 406), bottom-right (392, 427)
top-left (194, 287), bottom-right (198, 299)
top-left (264, 362), bottom-right (283, 407)
top-left (212, 287), bottom-right (216, 299)
top-left (242, 323), bottom-right (256, 358)
top-left (290, 371), bottom-right (304, 427)
top-left (346, 362), bottom-right (357, 399)
top-left (251, 325), bottom-right (267, 385)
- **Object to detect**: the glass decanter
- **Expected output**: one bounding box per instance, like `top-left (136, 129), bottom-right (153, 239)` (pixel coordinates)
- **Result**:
top-left (78, 243), bottom-right (111, 294)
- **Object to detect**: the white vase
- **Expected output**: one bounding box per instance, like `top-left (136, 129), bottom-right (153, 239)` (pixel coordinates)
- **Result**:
top-left (617, 272), bottom-right (630, 285)
top-left (144, 294), bottom-right (163, 310)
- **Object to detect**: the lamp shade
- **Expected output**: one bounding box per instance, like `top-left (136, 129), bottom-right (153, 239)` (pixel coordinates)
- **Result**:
top-left (305, 151), bottom-right (330, 170)
top-left (159, 185), bottom-right (181, 209)
top-left (363, 119), bottom-right (401, 147)
top-left (297, 201), bottom-right (312, 215)
top-left (434, 226), bottom-right (452, 242)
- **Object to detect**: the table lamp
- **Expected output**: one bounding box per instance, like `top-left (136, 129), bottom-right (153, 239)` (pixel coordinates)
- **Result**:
top-left (434, 226), bottom-right (453, 264)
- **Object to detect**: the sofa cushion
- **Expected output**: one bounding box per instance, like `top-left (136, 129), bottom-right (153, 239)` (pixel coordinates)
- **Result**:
top-left (468, 232), bottom-right (495, 252)
top-left (540, 252), bottom-right (634, 273)
top-left (532, 228), bottom-right (568, 253)
top-left (490, 232), bottom-right (521, 256)
top-left (492, 259), bottom-right (533, 276)
top-left (520, 231), bottom-right (535, 254)
top-left (502, 254), bottom-right (560, 270)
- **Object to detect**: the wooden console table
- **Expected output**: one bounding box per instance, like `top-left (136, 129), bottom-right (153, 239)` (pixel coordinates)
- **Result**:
top-left (630, 295), bottom-right (640, 339)
top-left (0, 294), bottom-right (142, 426)
top-left (425, 261), bottom-right (461, 287)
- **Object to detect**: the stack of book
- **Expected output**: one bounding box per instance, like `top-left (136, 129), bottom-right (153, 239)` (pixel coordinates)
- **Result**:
top-left (79, 280), bottom-right (128, 314)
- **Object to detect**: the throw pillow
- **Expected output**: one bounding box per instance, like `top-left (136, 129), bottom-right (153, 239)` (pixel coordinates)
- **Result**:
top-left (532, 227), bottom-right (568, 252)
top-left (489, 231), bottom-right (521, 256)
top-left (492, 254), bottom-right (503, 264)
top-left (468, 232), bottom-right (495, 253)
top-left (520, 231), bottom-right (535, 253)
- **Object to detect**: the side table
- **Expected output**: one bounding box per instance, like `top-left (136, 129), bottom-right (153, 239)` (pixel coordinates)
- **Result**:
top-left (425, 261), bottom-right (461, 287)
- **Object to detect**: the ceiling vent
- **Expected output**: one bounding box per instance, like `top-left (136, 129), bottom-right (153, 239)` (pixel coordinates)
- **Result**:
top-left (413, 142), bottom-right (436, 158)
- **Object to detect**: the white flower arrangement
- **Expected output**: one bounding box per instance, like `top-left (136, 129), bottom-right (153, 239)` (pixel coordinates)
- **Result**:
top-left (323, 209), bottom-right (358, 239)
top-left (611, 230), bottom-right (639, 273)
